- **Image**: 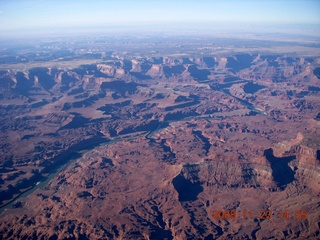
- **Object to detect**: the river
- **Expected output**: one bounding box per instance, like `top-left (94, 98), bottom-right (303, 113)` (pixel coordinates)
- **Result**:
top-left (0, 138), bottom-right (115, 215)
top-left (0, 82), bottom-right (267, 215)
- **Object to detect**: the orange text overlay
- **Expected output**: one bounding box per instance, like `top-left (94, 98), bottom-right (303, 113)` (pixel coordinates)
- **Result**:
top-left (211, 210), bottom-right (308, 220)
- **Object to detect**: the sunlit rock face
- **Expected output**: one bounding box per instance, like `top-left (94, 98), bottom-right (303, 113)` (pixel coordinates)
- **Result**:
top-left (0, 48), bottom-right (319, 239)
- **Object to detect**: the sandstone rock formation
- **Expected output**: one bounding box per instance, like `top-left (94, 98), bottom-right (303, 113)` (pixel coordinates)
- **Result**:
top-left (0, 51), bottom-right (319, 239)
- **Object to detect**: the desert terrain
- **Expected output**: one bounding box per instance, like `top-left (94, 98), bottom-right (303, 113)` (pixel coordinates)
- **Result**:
top-left (0, 35), bottom-right (319, 239)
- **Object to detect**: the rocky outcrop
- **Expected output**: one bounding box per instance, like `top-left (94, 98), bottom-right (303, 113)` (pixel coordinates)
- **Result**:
top-left (0, 52), bottom-right (319, 239)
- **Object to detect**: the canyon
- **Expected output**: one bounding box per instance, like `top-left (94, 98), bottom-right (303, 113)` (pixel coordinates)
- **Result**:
top-left (0, 37), bottom-right (319, 239)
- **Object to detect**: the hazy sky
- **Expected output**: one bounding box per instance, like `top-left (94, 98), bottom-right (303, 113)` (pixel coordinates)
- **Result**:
top-left (0, 0), bottom-right (320, 35)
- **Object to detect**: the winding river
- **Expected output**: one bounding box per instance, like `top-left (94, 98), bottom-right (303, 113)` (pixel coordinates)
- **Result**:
top-left (0, 82), bottom-right (267, 215)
